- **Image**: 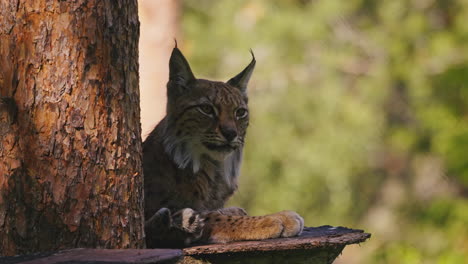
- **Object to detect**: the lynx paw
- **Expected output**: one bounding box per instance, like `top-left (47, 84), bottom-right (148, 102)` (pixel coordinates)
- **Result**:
top-left (274, 210), bottom-right (304, 237)
top-left (145, 207), bottom-right (172, 229)
top-left (172, 208), bottom-right (205, 234)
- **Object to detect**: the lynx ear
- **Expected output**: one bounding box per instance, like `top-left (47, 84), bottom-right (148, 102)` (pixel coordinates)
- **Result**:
top-left (169, 46), bottom-right (196, 89)
top-left (227, 50), bottom-right (256, 93)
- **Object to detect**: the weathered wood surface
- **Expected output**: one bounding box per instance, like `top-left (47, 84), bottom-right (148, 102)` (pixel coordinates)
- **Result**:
top-left (0, 226), bottom-right (370, 264)
top-left (180, 225), bottom-right (370, 264)
top-left (184, 225), bottom-right (369, 255)
top-left (0, 248), bottom-right (183, 264)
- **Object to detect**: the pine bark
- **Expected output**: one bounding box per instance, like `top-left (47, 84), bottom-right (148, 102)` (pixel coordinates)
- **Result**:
top-left (0, 0), bottom-right (144, 255)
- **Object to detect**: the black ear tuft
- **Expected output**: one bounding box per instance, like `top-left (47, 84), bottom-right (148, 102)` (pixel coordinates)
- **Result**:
top-left (227, 50), bottom-right (256, 93)
top-left (169, 45), bottom-right (195, 89)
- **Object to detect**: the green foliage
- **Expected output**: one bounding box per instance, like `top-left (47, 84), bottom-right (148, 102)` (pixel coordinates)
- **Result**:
top-left (181, 0), bottom-right (468, 262)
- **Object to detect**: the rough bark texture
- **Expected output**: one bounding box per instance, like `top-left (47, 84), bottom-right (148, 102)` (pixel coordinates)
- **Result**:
top-left (0, 0), bottom-right (144, 255)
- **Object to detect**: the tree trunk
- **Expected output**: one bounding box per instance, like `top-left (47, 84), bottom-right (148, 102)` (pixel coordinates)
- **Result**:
top-left (139, 0), bottom-right (180, 137)
top-left (0, 0), bottom-right (144, 256)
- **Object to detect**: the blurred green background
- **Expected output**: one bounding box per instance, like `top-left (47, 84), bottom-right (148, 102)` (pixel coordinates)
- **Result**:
top-left (177, 0), bottom-right (468, 263)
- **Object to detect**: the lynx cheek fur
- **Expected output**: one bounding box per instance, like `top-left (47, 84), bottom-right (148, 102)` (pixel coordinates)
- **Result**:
top-left (143, 46), bottom-right (304, 248)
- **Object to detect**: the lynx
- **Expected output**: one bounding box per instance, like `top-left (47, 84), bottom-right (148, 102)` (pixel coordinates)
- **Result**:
top-left (143, 45), bottom-right (304, 248)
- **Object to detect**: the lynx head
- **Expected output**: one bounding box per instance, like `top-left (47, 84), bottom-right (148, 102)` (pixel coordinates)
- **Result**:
top-left (163, 46), bottom-right (255, 173)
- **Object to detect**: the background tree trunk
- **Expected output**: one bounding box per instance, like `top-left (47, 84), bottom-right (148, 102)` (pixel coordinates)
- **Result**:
top-left (0, 0), bottom-right (144, 255)
top-left (139, 0), bottom-right (180, 137)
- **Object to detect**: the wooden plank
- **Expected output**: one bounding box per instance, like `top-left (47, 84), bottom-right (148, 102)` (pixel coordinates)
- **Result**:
top-left (0, 248), bottom-right (183, 264)
top-left (183, 225), bottom-right (370, 255)
top-left (180, 247), bottom-right (345, 264)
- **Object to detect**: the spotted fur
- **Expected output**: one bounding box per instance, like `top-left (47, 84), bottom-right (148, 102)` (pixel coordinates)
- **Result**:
top-left (143, 46), bottom-right (304, 248)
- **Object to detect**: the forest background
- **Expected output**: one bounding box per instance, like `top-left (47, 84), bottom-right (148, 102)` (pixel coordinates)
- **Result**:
top-left (139, 1), bottom-right (468, 263)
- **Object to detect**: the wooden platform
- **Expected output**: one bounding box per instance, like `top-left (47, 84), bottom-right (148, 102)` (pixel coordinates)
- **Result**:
top-left (181, 225), bottom-right (370, 263)
top-left (0, 226), bottom-right (370, 264)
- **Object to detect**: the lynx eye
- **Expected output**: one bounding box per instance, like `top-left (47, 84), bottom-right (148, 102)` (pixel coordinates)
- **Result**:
top-left (198, 104), bottom-right (215, 116)
top-left (235, 108), bottom-right (248, 119)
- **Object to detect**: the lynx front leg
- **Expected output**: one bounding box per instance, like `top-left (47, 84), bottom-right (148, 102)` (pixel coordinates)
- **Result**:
top-left (202, 210), bottom-right (304, 243)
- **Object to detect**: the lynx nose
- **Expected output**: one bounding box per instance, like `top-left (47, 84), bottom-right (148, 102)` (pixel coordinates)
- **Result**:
top-left (220, 126), bottom-right (238, 142)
